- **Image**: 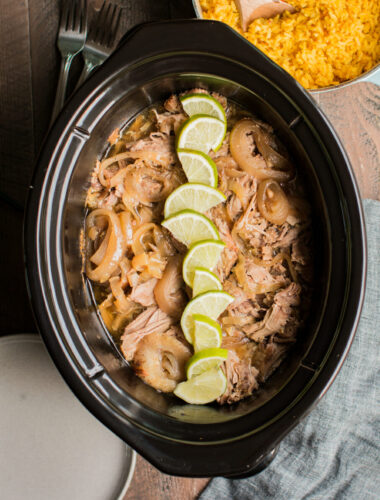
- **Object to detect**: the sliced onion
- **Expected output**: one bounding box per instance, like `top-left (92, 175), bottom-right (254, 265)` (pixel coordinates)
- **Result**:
top-left (230, 119), bottom-right (293, 181)
top-left (124, 165), bottom-right (174, 206)
top-left (132, 252), bottom-right (149, 271)
top-left (98, 148), bottom-right (173, 189)
top-left (154, 255), bottom-right (186, 318)
top-left (109, 276), bottom-right (130, 313)
top-left (131, 223), bottom-right (157, 255)
top-left (149, 253), bottom-right (166, 279)
top-left (99, 294), bottom-right (114, 331)
top-left (87, 225), bottom-right (99, 241)
top-left (229, 180), bottom-right (250, 210)
top-left (109, 167), bottom-right (128, 189)
top-left (127, 268), bottom-right (140, 288)
top-left (118, 211), bottom-right (134, 248)
top-left (131, 251), bottom-right (165, 279)
top-left (86, 209), bottom-right (126, 283)
top-left (100, 150), bottom-right (171, 173)
top-left (134, 205), bottom-right (155, 227)
top-left (90, 227), bottom-right (111, 266)
top-left (153, 226), bottom-right (175, 258)
top-left (119, 258), bottom-right (132, 287)
top-left (111, 304), bottom-right (143, 332)
top-left (257, 179), bottom-right (290, 225)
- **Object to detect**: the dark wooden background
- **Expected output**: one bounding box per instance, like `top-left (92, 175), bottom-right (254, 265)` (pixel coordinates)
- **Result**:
top-left (0, 1), bottom-right (379, 499)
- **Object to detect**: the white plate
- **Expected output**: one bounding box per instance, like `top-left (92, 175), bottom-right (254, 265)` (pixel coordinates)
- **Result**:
top-left (0, 334), bottom-right (136, 500)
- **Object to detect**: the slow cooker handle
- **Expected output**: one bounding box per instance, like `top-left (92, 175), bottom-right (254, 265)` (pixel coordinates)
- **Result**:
top-left (222, 445), bottom-right (280, 479)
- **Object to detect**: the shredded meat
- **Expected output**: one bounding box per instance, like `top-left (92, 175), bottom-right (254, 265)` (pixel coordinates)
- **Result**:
top-left (246, 303), bottom-right (290, 341)
top-left (218, 337), bottom-right (259, 404)
top-left (131, 132), bottom-right (176, 160)
top-left (152, 110), bottom-right (186, 136)
top-left (208, 205), bottom-right (239, 281)
top-left (86, 90), bottom-right (313, 405)
top-left (120, 306), bottom-right (174, 361)
top-left (98, 191), bottom-right (119, 209)
top-left (245, 257), bottom-right (278, 286)
top-left (164, 94), bottom-right (182, 113)
top-left (276, 224), bottom-right (300, 248)
top-left (246, 283), bottom-right (301, 341)
top-left (129, 278), bottom-right (158, 307)
top-left (275, 282), bottom-right (301, 307)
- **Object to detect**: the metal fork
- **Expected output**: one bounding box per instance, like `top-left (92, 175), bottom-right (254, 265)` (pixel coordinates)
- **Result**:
top-left (51, 0), bottom-right (87, 124)
top-left (75, 1), bottom-right (122, 89)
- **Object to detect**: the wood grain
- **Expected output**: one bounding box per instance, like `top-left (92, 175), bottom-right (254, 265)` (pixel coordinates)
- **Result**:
top-left (0, 0), bottom-right (34, 206)
top-left (315, 83), bottom-right (380, 201)
top-left (125, 455), bottom-right (209, 500)
top-left (0, 0), bottom-right (36, 334)
top-left (29, 0), bottom-right (60, 154)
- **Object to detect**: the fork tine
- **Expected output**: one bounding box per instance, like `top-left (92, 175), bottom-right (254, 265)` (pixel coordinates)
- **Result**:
top-left (93, 1), bottom-right (107, 36)
top-left (80, 0), bottom-right (88, 34)
top-left (73, 0), bottom-right (81, 32)
top-left (99, 2), bottom-right (114, 45)
top-left (112, 6), bottom-right (122, 43)
top-left (106, 5), bottom-right (122, 48)
top-left (101, 3), bottom-right (116, 46)
top-left (87, 0), bottom-right (103, 41)
top-left (59, 0), bottom-right (70, 30)
top-left (67, 0), bottom-right (75, 31)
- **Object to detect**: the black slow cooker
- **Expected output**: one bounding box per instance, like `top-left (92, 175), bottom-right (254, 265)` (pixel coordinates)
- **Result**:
top-left (25, 20), bottom-right (366, 478)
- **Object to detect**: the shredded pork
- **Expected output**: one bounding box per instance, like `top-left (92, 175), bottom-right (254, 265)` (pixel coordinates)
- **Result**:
top-left (85, 90), bottom-right (313, 403)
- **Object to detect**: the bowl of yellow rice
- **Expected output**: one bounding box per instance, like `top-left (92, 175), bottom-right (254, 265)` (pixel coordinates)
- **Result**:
top-left (193, 0), bottom-right (380, 91)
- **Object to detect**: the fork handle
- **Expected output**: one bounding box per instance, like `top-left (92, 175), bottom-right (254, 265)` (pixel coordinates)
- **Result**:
top-left (75, 59), bottom-right (98, 91)
top-left (51, 54), bottom-right (75, 125)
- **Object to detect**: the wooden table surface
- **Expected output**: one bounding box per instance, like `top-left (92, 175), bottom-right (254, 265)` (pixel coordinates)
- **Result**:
top-left (0, 1), bottom-right (379, 499)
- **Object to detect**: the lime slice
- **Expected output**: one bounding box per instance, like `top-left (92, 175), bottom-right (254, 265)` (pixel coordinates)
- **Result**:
top-left (162, 210), bottom-right (219, 247)
top-left (182, 240), bottom-right (225, 287)
top-left (180, 94), bottom-right (226, 123)
top-left (176, 115), bottom-right (226, 154)
top-left (177, 149), bottom-right (218, 188)
top-left (164, 183), bottom-right (226, 219)
top-left (180, 290), bottom-right (234, 343)
top-left (186, 348), bottom-right (228, 378)
top-left (192, 268), bottom-right (223, 297)
top-left (174, 368), bottom-right (227, 404)
top-left (193, 314), bottom-right (222, 351)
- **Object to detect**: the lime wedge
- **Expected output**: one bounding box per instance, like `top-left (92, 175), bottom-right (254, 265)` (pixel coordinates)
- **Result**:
top-left (180, 290), bottom-right (234, 343)
top-left (164, 183), bottom-right (225, 219)
top-left (176, 115), bottom-right (226, 154)
top-left (177, 149), bottom-right (218, 188)
top-left (193, 314), bottom-right (222, 351)
top-left (180, 94), bottom-right (226, 123)
top-left (186, 348), bottom-right (228, 378)
top-left (174, 368), bottom-right (227, 404)
top-left (182, 240), bottom-right (225, 287)
top-left (162, 210), bottom-right (219, 247)
top-left (192, 268), bottom-right (223, 297)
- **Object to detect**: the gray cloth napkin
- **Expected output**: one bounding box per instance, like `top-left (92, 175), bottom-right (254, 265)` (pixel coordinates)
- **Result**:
top-left (201, 199), bottom-right (380, 500)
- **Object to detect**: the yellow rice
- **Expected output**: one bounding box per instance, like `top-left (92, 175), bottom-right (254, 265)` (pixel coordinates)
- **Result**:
top-left (200, 0), bottom-right (380, 89)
